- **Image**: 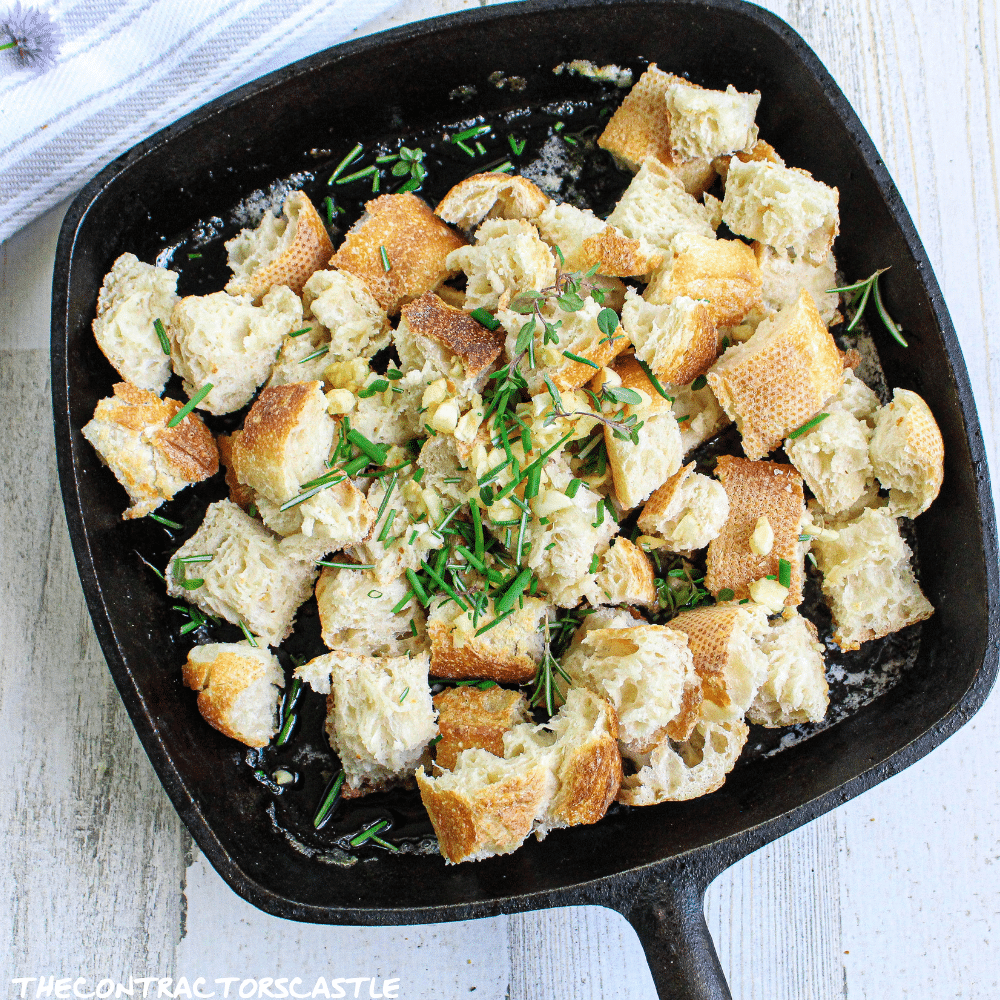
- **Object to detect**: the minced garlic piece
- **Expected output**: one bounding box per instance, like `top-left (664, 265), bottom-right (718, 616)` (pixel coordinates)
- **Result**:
top-left (750, 515), bottom-right (774, 556)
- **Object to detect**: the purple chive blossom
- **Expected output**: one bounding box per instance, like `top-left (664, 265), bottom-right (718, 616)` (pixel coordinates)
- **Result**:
top-left (0, 2), bottom-right (60, 72)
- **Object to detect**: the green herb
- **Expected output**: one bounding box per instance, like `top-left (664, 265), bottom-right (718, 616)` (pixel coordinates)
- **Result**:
top-left (288, 326), bottom-right (313, 337)
top-left (491, 161), bottom-right (514, 173)
top-left (358, 379), bottom-right (390, 398)
top-left (328, 143), bottom-right (363, 183)
top-left (238, 620), bottom-right (258, 647)
top-left (494, 567), bottom-right (532, 616)
top-left (529, 614), bottom-right (572, 714)
top-left (588, 552), bottom-right (600, 574)
top-left (167, 383), bottom-right (213, 427)
top-left (350, 819), bottom-right (392, 847)
top-left (691, 374), bottom-right (708, 391)
top-left (454, 124), bottom-right (491, 142)
top-left (470, 307), bottom-right (500, 330)
top-left (566, 478), bottom-right (582, 499)
top-left (603, 385), bottom-right (643, 406)
top-left (399, 687), bottom-right (410, 704)
top-left (596, 307), bottom-right (619, 342)
top-left (275, 678), bottom-right (302, 747)
top-left (633, 358), bottom-right (673, 401)
top-left (187, 253), bottom-right (202, 260)
top-left (788, 412), bottom-right (830, 439)
top-left (153, 318), bottom-right (170, 355)
top-left (348, 429), bottom-right (389, 465)
top-left (378, 510), bottom-right (397, 543)
top-left (313, 770), bottom-right (345, 828)
top-left (149, 513), bottom-right (183, 529)
top-left (405, 568), bottom-right (430, 606)
top-left (391, 589), bottom-right (416, 614)
top-left (562, 350), bottom-right (600, 369)
top-left (827, 268), bottom-right (907, 346)
top-left (336, 164), bottom-right (377, 185)
top-left (316, 561), bottom-right (375, 570)
top-left (177, 554), bottom-right (212, 564)
top-left (379, 245), bottom-right (391, 272)
top-left (778, 558), bottom-right (792, 589)
top-left (454, 139), bottom-right (476, 157)
top-left (508, 135), bottom-right (526, 156)
top-left (299, 345), bottom-right (329, 364)
top-left (409, 618), bottom-right (418, 637)
top-left (717, 588), bottom-right (735, 602)
top-left (323, 196), bottom-right (335, 225)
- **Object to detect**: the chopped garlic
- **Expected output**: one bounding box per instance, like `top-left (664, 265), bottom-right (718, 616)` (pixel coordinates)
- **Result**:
top-left (749, 577), bottom-right (788, 613)
top-left (325, 388), bottom-right (355, 414)
top-left (750, 515), bottom-right (774, 556)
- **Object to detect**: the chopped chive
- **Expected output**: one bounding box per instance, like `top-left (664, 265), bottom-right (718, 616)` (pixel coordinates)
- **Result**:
top-left (342, 454), bottom-right (371, 476)
top-left (408, 529), bottom-right (418, 544)
top-left (187, 253), bottom-right (202, 260)
top-left (167, 383), bottom-right (213, 427)
top-left (562, 350), bottom-right (600, 369)
top-left (350, 819), bottom-right (390, 847)
top-left (149, 513), bottom-right (183, 529)
top-left (454, 139), bottom-right (476, 157)
top-left (588, 552), bottom-right (600, 573)
top-left (379, 245), bottom-right (392, 272)
top-left (718, 588), bottom-right (735, 602)
top-left (323, 196), bottom-right (335, 225)
top-left (358, 379), bottom-right (390, 398)
top-left (420, 560), bottom-right (468, 611)
top-left (566, 478), bottom-right (582, 499)
top-left (508, 135), bottom-right (526, 156)
top-left (478, 456), bottom-right (513, 486)
top-left (399, 687), bottom-right (409, 704)
top-left (378, 510), bottom-right (398, 543)
top-left (367, 590), bottom-right (383, 600)
top-left (299, 345), bottom-right (330, 364)
top-left (371, 171), bottom-right (381, 193)
top-left (313, 770), bottom-right (345, 828)
top-left (374, 473), bottom-right (398, 524)
top-left (153, 318), bottom-right (170, 355)
top-left (348, 429), bottom-right (389, 465)
top-left (238, 620), bottom-right (258, 647)
top-left (475, 607), bottom-right (516, 635)
top-left (554, 121), bottom-right (565, 132)
top-left (288, 326), bottom-right (314, 338)
top-left (633, 358), bottom-right (673, 401)
top-left (524, 464), bottom-right (541, 500)
top-left (454, 124), bottom-right (491, 142)
top-left (413, 467), bottom-right (425, 483)
top-left (177, 554), bottom-right (212, 564)
top-left (328, 143), bottom-right (363, 183)
top-left (470, 307), bottom-right (500, 330)
top-left (336, 164), bottom-right (377, 185)
top-left (494, 567), bottom-right (532, 616)
top-left (778, 558), bottom-right (792, 589)
top-left (592, 499), bottom-right (606, 528)
top-left (391, 589), bottom-right (416, 614)
top-left (545, 542), bottom-right (556, 551)
top-left (788, 412), bottom-right (830, 439)
top-left (474, 140), bottom-right (487, 156)
top-left (676, 414), bottom-right (691, 424)
top-left (405, 568), bottom-right (430, 606)
top-left (409, 618), bottom-right (418, 637)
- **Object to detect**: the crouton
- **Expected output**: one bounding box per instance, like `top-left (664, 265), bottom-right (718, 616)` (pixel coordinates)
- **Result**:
top-left (267, 319), bottom-right (334, 388)
top-left (713, 138), bottom-right (784, 181)
top-left (588, 538), bottom-right (658, 608)
top-left (638, 461), bottom-right (730, 553)
top-left (217, 432), bottom-right (255, 511)
top-left (748, 613), bottom-right (828, 726)
top-left (435, 173), bottom-right (549, 231)
top-left (664, 80), bottom-right (760, 161)
top-left (669, 378), bottom-right (731, 455)
top-left (754, 243), bottom-right (840, 326)
top-left (301, 269), bottom-right (390, 360)
top-left (832, 368), bottom-right (880, 426)
top-left (182, 641), bottom-right (284, 748)
top-left (433, 686), bottom-right (530, 771)
top-left (91, 253), bottom-right (178, 394)
top-left (81, 382), bottom-right (218, 520)
top-left (344, 366), bottom-right (432, 446)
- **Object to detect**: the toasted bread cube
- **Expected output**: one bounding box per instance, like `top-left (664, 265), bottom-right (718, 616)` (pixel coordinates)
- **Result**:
top-left (535, 201), bottom-right (663, 277)
top-left (713, 138), bottom-right (785, 181)
top-left (225, 191), bottom-right (333, 302)
top-left (417, 435), bottom-right (478, 505)
top-left (563, 624), bottom-right (702, 749)
top-left (646, 233), bottom-right (763, 327)
top-left (748, 613), bottom-right (828, 727)
top-left (754, 243), bottom-right (840, 325)
top-left (329, 193), bottom-right (466, 315)
top-left (722, 159), bottom-right (839, 263)
top-left (668, 602), bottom-right (770, 722)
top-left (606, 158), bottom-right (716, 253)
top-left (92, 253), bottom-right (178, 395)
top-left (217, 432), bottom-right (255, 511)
top-left (706, 456), bottom-right (806, 606)
top-left (598, 356), bottom-right (683, 510)
top-left (231, 381), bottom-right (335, 504)
top-left (670, 378), bottom-right (731, 455)
top-left (812, 508), bottom-right (934, 650)
top-left (81, 382), bottom-right (218, 520)
top-left (433, 686), bottom-right (530, 771)
top-left (345, 366), bottom-right (432, 446)
top-left (427, 594), bottom-right (549, 683)
top-left (638, 462), bottom-right (729, 553)
top-left (664, 81), bottom-right (760, 161)
top-left (267, 319), bottom-right (334, 388)
top-left (182, 642), bottom-right (284, 748)
top-left (869, 388), bottom-right (944, 517)
top-left (435, 173), bottom-right (549, 231)
top-left (597, 64), bottom-right (715, 193)
top-left (169, 286), bottom-right (301, 415)
top-left (833, 368), bottom-right (881, 425)
top-left (301, 269), bottom-right (390, 361)
top-left (446, 218), bottom-right (556, 312)
top-left (617, 718), bottom-right (748, 805)
top-left (707, 290), bottom-right (845, 459)
top-left (621, 288), bottom-right (718, 385)
top-left (587, 537), bottom-right (658, 608)
top-left (166, 500), bottom-right (317, 646)
top-left (785, 410), bottom-right (875, 517)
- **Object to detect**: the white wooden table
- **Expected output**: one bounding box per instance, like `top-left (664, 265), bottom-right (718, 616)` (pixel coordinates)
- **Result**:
top-left (2, 1), bottom-right (998, 996)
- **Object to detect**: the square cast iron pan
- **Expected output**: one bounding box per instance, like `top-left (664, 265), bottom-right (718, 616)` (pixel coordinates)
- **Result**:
top-left (51, 1), bottom-right (999, 996)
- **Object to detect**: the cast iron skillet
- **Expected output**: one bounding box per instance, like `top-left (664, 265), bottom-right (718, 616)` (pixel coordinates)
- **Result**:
top-left (51, 1), bottom-right (999, 996)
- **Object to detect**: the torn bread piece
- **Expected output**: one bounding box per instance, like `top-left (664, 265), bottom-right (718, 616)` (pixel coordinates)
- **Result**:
top-left (713, 138), bottom-right (784, 182)
top-left (169, 286), bottom-right (302, 415)
top-left (267, 318), bottom-right (334, 388)
top-left (638, 461), bottom-right (729, 554)
top-left (301, 269), bottom-right (390, 361)
top-left (645, 233), bottom-right (763, 327)
top-left (668, 602), bottom-right (770, 722)
top-left (426, 594), bottom-right (550, 683)
top-left (869, 388), bottom-right (944, 517)
top-left (748, 613), bottom-right (828, 727)
top-left (832, 368), bottom-right (880, 426)
top-left (435, 173), bottom-right (549, 232)
top-left (165, 500), bottom-right (318, 646)
top-left (81, 382), bottom-right (218, 520)
top-left (621, 288), bottom-right (718, 385)
top-left (217, 432), bottom-right (255, 512)
top-left (329, 193), bottom-right (466, 315)
top-left (587, 538), bottom-right (658, 608)
top-left (812, 507), bottom-right (934, 651)
top-left (707, 455), bottom-right (806, 606)
top-left (225, 191), bottom-right (333, 302)
top-left (343, 365), bottom-right (434, 446)
top-left (754, 243), bottom-right (840, 326)
top-left (562, 623), bottom-right (702, 749)
top-left (182, 641), bottom-right (284, 748)
top-left (664, 80), bottom-right (760, 161)
top-left (722, 158), bottom-right (839, 264)
top-left (433, 686), bottom-right (531, 771)
top-left (92, 253), bottom-right (178, 394)
top-left (669, 378), bottom-right (731, 455)
top-left (617, 718), bottom-right (749, 805)
top-left (707, 289), bottom-right (844, 459)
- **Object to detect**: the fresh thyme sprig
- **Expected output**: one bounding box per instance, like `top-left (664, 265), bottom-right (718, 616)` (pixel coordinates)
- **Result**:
top-left (646, 551), bottom-right (713, 619)
top-left (827, 268), bottom-right (907, 347)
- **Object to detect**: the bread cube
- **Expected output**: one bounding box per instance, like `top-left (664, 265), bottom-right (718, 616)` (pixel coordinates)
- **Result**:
top-left (587, 538), bottom-right (658, 608)
top-left (617, 718), bottom-right (748, 805)
top-left (81, 382), bottom-right (218, 520)
top-left (267, 319), bottom-right (334, 388)
top-left (748, 613), bottom-right (828, 727)
top-left (165, 500), bottom-right (317, 646)
top-left (433, 686), bottom-right (530, 771)
top-left (427, 594), bottom-right (550, 683)
top-left (669, 378), bottom-right (731, 455)
top-left (722, 159), bottom-right (839, 263)
top-left (169, 286), bottom-right (302, 415)
top-left (329, 193), bottom-right (466, 315)
top-left (182, 641), bottom-right (284, 748)
top-left (638, 461), bottom-right (729, 553)
top-left (216, 432), bottom-right (256, 511)
top-left (713, 138), bottom-right (784, 181)
top-left (606, 158), bottom-right (716, 253)
top-left (563, 623), bottom-right (702, 749)
top-left (225, 191), bottom-right (333, 302)
top-left (645, 233), bottom-right (763, 327)
top-left (301, 268), bottom-right (390, 361)
top-left (92, 253), bottom-right (178, 394)
top-left (664, 80), bottom-right (760, 161)
top-left (832, 368), bottom-right (881, 425)
top-left (621, 288), bottom-right (717, 385)
top-left (534, 201), bottom-right (663, 276)
top-left (446, 218), bottom-right (556, 312)
top-left (345, 366), bottom-right (431, 446)
top-left (707, 290), bottom-right (845, 459)
top-left (435, 173), bottom-right (549, 231)
top-left (869, 388), bottom-right (944, 517)
top-left (754, 243), bottom-right (840, 325)
top-left (668, 603), bottom-right (770, 722)
top-left (813, 507), bottom-right (934, 650)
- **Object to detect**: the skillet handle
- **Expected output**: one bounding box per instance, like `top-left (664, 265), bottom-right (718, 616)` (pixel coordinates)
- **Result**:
top-left (621, 873), bottom-right (731, 1000)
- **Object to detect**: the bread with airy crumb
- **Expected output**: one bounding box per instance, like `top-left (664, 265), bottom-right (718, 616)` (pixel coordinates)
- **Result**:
top-left (713, 138), bottom-right (784, 181)
top-left (435, 173), bottom-right (550, 231)
top-left (587, 538), bottom-right (658, 608)
top-left (664, 80), bottom-right (760, 161)
top-left (433, 686), bottom-right (530, 771)
top-left (217, 432), bottom-right (255, 511)
top-left (869, 388), bottom-right (944, 517)
top-left (754, 243), bottom-right (840, 326)
top-left (92, 253), bottom-right (178, 394)
top-left (329, 193), bottom-right (466, 315)
top-left (669, 378), bottom-right (731, 455)
top-left (301, 269), bottom-right (390, 360)
top-left (638, 461), bottom-right (729, 553)
top-left (81, 382), bottom-right (218, 519)
top-left (225, 191), bottom-right (333, 302)
top-left (707, 289), bottom-right (845, 459)
top-left (831, 368), bottom-right (881, 425)
top-left (182, 641), bottom-right (284, 748)
top-left (267, 319), bottom-right (334, 387)
top-left (748, 613), bottom-right (828, 726)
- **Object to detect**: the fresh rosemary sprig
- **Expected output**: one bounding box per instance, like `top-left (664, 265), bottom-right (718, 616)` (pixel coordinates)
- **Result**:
top-left (529, 614), bottom-right (573, 715)
top-left (827, 268), bottom-right (907, 346)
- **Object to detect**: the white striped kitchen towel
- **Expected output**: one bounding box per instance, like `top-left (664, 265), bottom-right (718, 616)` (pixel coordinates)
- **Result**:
top-left (0, 0), bottom-right (406, 242)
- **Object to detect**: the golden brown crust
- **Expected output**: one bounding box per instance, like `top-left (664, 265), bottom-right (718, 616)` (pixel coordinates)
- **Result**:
top-left (217, 432), bottom-right (256, 511)
top-left (552, 724), bottom-right (622, 826)
top-left (639, 462), bottom-right (693, 527)
top-left (607, 354), bottom-right (675, 415)
top-left (329, 193), bottom-right (467, 315)
top-left (427, 621), bottom-right (539, 683)
top-left (595, 537), bottom-right (658, 607)
top-left (181, 649), bottom-right (271, 748)
top-left (578, 226), bottom-right (664, 277)
top-left (707, 455), bottom-right (805, 605)
top-left (432, 686), bottom-right (529, 771)
top-left (667, 605), bottom-right (743, 714)
top-left (666, 680), bottom-right (704, 741)
top-left (713, 138), bottom-right (784, 181)
top-left (399, 292), bottom-right (505, 377)
top-left (434, 174), bottom-right (549, 230)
